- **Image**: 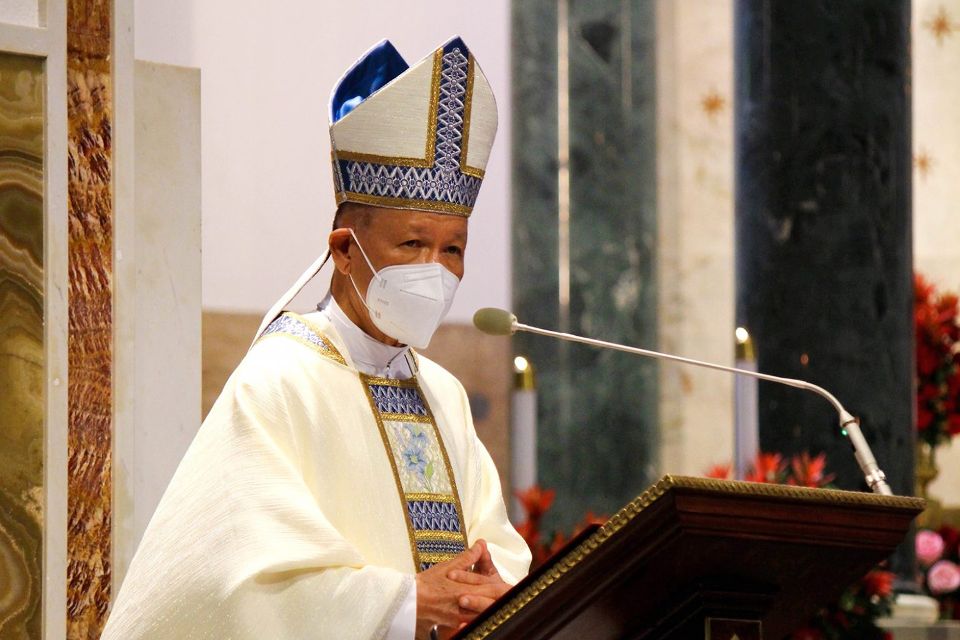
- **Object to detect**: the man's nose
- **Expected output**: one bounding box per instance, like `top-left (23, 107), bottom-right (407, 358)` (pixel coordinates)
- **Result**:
top-left (419, 246), bottom-right (444, 264)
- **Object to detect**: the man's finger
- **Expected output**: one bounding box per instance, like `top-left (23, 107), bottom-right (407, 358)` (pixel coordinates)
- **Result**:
top-left (458, 595), bottom-right (497, 614)
top-left (445, 543), bottom-right (483, 570)
top-left (448, 570), bottom-right (485, 585)
top-left (473, 541), bottom-right (500, 576)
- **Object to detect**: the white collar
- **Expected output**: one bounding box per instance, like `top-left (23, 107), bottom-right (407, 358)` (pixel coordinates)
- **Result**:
top-left (313, 295), bottom-right (413, 380)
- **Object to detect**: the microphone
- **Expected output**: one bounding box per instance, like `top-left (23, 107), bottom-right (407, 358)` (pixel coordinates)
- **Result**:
top-left (473, 307), bottom-right (893, 496)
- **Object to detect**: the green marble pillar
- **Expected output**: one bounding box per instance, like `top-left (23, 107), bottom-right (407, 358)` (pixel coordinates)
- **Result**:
top-left (512, 0), bottom-right (658, 529)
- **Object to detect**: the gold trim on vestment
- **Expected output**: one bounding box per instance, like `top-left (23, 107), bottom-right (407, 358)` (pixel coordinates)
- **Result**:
top-left (459, 55), bottom-right (485, 180)
top-left (359, 372), bottom-right (469, 573)
top-left (255, 312), bottom-right (346, 365)
top-left (459, 475), bottom-right (926, 639)
top-left (420, 382), bottom-right (470, 556)
top-left (359, 373), bottom-right (422, 571)
top-left (413, 530), bottom-right (465, 543)
top-left (419, 551), bottom-right (459, 564)
top-left (406, 492), bottom-right (457, 503)
top-left (363, 375), bottom-right (418, 388)
top-left (381, 412), bottom-right (433, 424)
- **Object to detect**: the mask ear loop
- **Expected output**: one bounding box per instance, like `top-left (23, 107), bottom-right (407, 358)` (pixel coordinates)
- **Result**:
top-left (347, 228), bottom-right (379, 275)
top-left (345, 228), bottom-right (382, 314)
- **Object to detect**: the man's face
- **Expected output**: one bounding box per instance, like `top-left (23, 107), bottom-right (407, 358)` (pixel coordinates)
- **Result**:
top-left (342, 206), bottom-right (469, 296)
top-left (329, 205), bottom-right (469, 345)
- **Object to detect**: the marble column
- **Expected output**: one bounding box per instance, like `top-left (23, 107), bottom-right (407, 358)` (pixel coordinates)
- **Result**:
top-left (512, 0), bottom-right (658, 528)
top-left (735, 0), bottom-right (913, 496)
top-left (0, 51), bottom-right (45, 640)
top-left (67, 0), bottom-right (114, 635)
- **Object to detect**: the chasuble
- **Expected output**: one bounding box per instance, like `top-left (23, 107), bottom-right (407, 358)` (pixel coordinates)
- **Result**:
top-left (102, 311), bottom-right (530, 639)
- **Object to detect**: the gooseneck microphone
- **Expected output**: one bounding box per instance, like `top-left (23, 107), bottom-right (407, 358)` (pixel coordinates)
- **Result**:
top-left (473, 307), bottom-right (893, 496)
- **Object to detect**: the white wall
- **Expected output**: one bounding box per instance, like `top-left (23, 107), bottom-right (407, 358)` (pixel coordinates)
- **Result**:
top-left (134, 0), bottom-right (512, 323)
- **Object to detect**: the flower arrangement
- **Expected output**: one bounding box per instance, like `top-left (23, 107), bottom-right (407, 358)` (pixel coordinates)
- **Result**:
top-left (708, 452), bottom-right (894, 640)
top-left (916, 525), bottom-right (960, 619)
top-left (513, 485), bottom-right (606, 569)
top-left (705, 451), bottom-right (835, 487)
top-left (915, 274), bottom-right (960, 448)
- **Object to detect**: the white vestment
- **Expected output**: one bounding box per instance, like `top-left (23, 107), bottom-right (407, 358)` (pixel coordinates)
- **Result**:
top-left (102, 309), bottom-right (530, 640)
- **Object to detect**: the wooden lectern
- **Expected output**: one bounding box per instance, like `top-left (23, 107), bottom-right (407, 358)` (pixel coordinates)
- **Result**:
top-left (456, 475), bottom-right (924, 640)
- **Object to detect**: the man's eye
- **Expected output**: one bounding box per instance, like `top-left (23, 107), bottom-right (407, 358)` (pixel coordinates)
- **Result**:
top-left (402, 240), bottom-right (421, 248)
top-left (446, 246), bottom-right (463, 256)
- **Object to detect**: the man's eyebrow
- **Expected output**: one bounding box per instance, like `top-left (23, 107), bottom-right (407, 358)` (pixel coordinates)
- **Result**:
top-left (398, 222), bottom-right (467, 242)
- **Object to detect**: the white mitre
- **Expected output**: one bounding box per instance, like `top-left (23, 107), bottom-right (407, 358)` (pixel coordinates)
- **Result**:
top-left (329, 36), bottom-right (498, 217)
top-left (254, 36), bottom-right (499, 341)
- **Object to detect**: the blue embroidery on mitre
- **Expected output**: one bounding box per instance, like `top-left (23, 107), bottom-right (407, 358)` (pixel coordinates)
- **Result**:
top-left (368, 384), bottom-right (428, 416)
top-left (330, 37), bottom-right (492, 216)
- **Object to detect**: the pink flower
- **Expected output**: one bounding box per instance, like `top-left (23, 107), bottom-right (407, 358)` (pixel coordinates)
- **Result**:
top-left (927, 560), bottom-right (960, 595)
top-left (916, 529), bottom-right (946, 565)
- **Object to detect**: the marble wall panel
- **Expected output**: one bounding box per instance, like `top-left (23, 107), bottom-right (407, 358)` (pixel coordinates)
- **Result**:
top-left (67, 0), bottom-right (114, 636)
top-left (0, 51), bottom-right (44, 640)
top-left (513, 0), bottom-right (659, 529)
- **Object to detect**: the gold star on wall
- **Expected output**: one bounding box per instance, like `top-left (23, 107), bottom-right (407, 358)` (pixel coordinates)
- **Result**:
top-left (700, 90), bottom-right (726, 120)
top-left (925, 6), bottom-right (960, 44)
top-left (915, 150), bottom-right (935, 180)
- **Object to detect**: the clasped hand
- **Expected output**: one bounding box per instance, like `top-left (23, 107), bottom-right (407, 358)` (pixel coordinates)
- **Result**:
top-left (414, 539), bottom-right (511, 640)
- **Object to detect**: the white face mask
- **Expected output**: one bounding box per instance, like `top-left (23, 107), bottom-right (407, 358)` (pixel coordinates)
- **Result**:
top-left (347, 229), bottom-right (460, 349)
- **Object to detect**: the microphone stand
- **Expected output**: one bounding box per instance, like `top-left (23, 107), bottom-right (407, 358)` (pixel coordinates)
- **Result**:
top-left (512, 320), bottom-right (893, 496)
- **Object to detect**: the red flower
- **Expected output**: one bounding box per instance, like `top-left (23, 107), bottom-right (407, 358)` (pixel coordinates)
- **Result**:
top-left (862, 570), bottom-right (894, 598)
top-left (787, 452), bottom-right (835, 488)
top-left (914, 273), bottom-right (960, 447)
top-left (574, 511), bottom-right (607, 533)
top-left (950, 414), bottom-right (960, 436)
top-left (546, 532), bottom-right (567, 558)
top-left (705, 464), bottom-right (732, 480)
top-left (939, 525), bottom-right (960, 558)
top-left (515, 485), bottom-right (555, 523)
top-left (514, 520), bottom-right (540, 549)
top-left (916, 274), bottom-right (936, 302)
top-left (745, 452), bottom-right (786, 484)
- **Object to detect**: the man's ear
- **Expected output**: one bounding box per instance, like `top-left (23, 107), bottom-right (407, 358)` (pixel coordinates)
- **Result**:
top-left (328, 228), bottom-right (353, 275)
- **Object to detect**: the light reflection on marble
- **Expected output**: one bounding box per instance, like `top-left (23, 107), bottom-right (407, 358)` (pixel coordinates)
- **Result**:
top-left (0, 52), bottom-right (45, 639)
top-left (512, 0), bottom-right (659, 529)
